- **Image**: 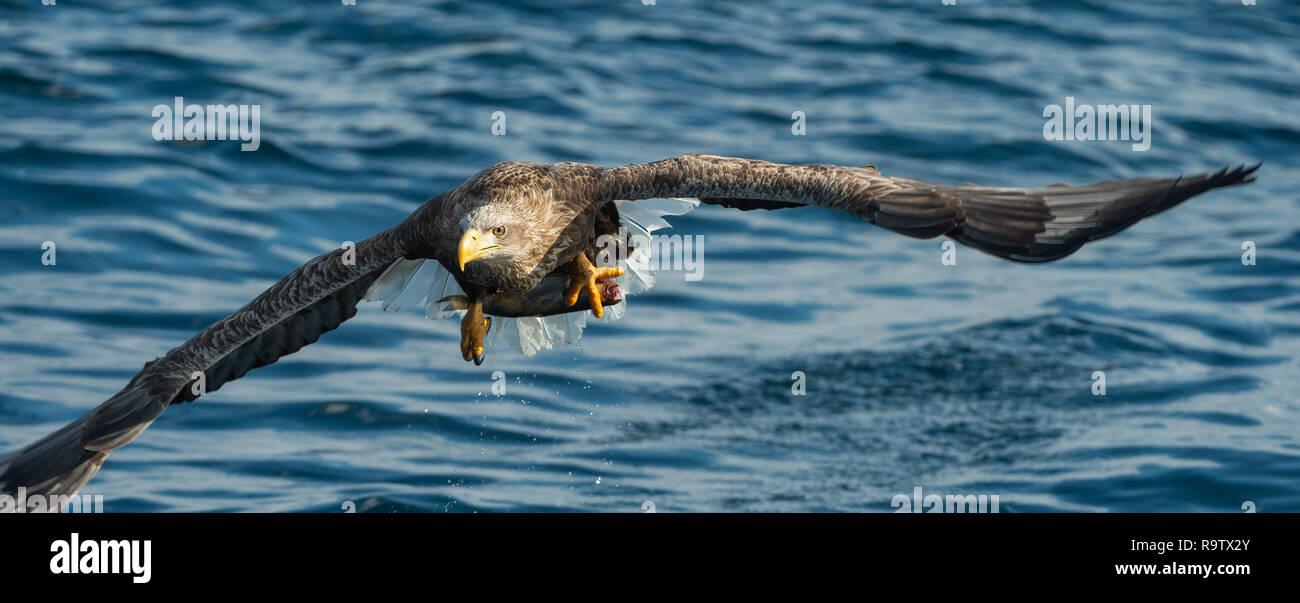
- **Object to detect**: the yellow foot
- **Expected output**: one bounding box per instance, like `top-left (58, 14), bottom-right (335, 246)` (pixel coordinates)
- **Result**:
top-left (563, 253), bottom-right (624, 318)
top-left (457, 297), bottom-right (490, 365)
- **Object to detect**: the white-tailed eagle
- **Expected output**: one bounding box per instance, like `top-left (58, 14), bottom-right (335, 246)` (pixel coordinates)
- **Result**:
top-left (0, 154), bottom-right (1259, 507)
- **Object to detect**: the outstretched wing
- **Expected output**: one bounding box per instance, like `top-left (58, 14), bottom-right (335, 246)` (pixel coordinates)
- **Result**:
top-left (598, 154), bottom-right (1260, 262)
top-left (0, 225), bottom-right (416, 506)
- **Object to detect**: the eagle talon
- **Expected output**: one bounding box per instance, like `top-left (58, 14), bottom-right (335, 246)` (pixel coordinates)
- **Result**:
top-left (459, 299), bottom-right (490, 363)
top-left (563, 253), bottom-right (624, 318)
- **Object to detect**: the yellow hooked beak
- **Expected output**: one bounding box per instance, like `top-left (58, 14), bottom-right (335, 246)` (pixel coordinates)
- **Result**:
top-left (457, 228), bottom-right (500, 271)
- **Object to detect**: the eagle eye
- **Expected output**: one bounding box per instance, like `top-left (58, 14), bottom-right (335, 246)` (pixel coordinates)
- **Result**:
top-left (492, 225), bottom-right (507, 237)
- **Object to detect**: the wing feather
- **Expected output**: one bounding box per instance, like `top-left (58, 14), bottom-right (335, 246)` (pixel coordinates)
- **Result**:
top-left (600, 154), bottom-right (1259, 262)
top-left (0, 227), bottom-right (412, 506)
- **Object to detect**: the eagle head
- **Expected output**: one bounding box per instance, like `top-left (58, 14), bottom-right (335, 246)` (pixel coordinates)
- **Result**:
top-left (447, 189), bottom-right (568, 292)
top-left (456, 203), bottom-right (532, 272)
top-left (434, 161), bottom-right (590, 292)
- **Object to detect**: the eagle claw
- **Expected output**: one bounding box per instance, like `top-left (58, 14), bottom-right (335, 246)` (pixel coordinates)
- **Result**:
top-left (563, 253), bottom-right (624, 318)
top-left (459, 300), bottom-right (490, 364)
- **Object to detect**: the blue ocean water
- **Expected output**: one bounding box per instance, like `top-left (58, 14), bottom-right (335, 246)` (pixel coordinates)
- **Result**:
top-left (0, 0), bottom-right (1297, 512)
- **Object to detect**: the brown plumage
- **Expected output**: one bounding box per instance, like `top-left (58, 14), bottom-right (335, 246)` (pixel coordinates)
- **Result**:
top-left (0, 154), bottom-right (1259, 506)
